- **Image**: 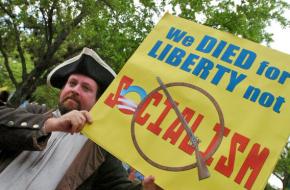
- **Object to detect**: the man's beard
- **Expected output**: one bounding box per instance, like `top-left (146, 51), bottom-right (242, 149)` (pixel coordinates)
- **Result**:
top-left (58, 94), bottom-right (81, 114)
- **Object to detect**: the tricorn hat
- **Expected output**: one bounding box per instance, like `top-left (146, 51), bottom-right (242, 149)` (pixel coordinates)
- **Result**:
top-left (47, 47), bottom-right (116, 96)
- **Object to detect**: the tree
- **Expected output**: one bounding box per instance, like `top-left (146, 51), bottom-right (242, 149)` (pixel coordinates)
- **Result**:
top-left (271, 141), bottom-right (290, 190)
top-left (0, 0), bottom-right (158, 106)
top-left (161, 0), bottom-right (290, 44)
top-left (1, 0), bottom-right (289, 106)
top-left (265, 183), bottom-right (276, 190)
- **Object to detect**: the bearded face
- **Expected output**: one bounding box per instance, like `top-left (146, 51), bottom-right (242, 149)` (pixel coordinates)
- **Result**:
top-left (58, 92), bottom-right (82, 114)
top-left (58, 74), bottom-right (98, 114)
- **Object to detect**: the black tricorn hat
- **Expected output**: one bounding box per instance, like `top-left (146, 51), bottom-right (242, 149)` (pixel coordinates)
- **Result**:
top-left (47, 47), bottom-right (116, 96)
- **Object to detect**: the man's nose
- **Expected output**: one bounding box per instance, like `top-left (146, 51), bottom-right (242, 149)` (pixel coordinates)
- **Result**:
top-left (71, 85), bottom-right (81, 94)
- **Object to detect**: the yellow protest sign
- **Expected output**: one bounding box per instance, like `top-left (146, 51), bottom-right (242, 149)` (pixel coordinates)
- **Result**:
top-left (82, 13), bottom-right (290, 190)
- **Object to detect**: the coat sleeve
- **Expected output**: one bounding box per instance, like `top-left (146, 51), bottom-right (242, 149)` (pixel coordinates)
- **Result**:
top-left (78, 149), bottom-right (143, 190)
top-left (0, 104), bottom-right (52, 151)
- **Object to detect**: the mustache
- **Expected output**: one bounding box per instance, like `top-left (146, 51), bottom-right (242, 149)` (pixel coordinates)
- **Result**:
top-left (62, 93), bottom-right (81, 105)
top-left (59, 93), bottom-right (81, 114)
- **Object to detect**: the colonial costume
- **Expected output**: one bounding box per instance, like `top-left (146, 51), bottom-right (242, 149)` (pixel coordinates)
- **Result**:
top-left (0, 48), bottom-right (141, 190)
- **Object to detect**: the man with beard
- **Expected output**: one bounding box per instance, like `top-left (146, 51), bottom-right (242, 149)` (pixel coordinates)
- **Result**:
top-left (0, 47), bottom-right (161, 190)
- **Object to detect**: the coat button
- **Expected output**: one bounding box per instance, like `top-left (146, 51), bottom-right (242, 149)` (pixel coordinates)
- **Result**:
top-left (20, 122), bottom-right (28, 127)
top-left (32, 124), bottom-right (39, 129)
top-left (7, 121), bottom-right (14, 127)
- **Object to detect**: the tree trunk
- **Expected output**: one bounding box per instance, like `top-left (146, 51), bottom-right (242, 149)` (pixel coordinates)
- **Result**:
top-left (8, 69), bottom-right (43, 106)
top-left (282, 173), bottom-right (289, 190)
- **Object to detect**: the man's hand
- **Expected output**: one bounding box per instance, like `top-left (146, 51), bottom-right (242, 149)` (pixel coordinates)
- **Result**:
top-left (43, 110), bottom-right (92, 134)
top-left (142, 176), bottom-right (163, 190)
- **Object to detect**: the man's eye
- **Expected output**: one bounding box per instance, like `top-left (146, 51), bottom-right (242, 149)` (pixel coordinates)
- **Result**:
top-left (83, 86), bottom-right (91, 92)
top-left (69, 81), bottom-right (77, 87)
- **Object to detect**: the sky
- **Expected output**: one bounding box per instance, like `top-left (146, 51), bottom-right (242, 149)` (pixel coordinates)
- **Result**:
top-left (268, 21), bottom-right (290, 55)
top-left (267, 4), bottom-right (290, 55)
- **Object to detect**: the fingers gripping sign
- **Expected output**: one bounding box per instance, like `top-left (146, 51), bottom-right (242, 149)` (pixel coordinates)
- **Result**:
top-left (43, 110), bottom-right (93, 134)
top-left (142, 176), bottom-right (163, 190)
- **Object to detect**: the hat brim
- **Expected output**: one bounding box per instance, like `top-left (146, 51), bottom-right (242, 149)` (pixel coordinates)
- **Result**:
top-left (47, 47), bottom-right (116, 95)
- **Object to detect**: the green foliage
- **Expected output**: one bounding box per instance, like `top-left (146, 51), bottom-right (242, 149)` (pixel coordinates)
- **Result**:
top-left (265, 183), bottom-right (276, 190)
top-left (0, 0), bottom-right (289, 107)
top-left (164, 0), bottom-right (290, 44)
top-left (0, 0), bottom-right (158, 105)
top-left (272, 141), bottom-right (290, 190)
top-left (32, 85), bottom-right (59, 108)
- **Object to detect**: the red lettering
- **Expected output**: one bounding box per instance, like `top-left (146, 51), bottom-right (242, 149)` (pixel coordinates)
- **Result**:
top-left (104, 75), bottom-right (133, 113)
top-left (136, 92), bottom-right (162, 126)
top-left (234, 143), bottom-right (270, 190)
top-left (162, 107), bottom-right (194, 145)
top-left (203, 123), bottom-right (230, 166)
top-left (147, 98), bottom-right (174, 135)
top-left (214, 133), bottom-right (249, 177)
